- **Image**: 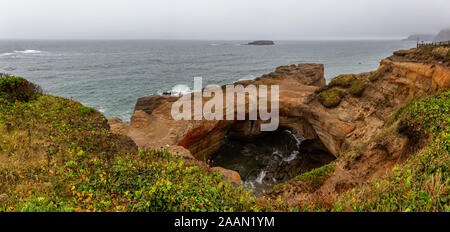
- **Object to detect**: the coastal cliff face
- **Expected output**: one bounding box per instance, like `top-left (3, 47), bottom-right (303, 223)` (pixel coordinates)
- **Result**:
top-left (267, 46), bottom-right (450, 205)
top-left (2, 46), bottom-right (448, 212)
top-left (433, 29), bottom-right (450, 42)
top-left (108, 46), bottom-right (450, 205)
top-left (109, 63), bottom-right (329, 160)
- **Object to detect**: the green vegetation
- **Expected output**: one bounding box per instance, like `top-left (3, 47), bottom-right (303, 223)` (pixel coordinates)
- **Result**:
top-left (77, 106), bottom-right (96, 116)
top-left (318, 88), bottom-right (344, 108)
top-left (1, 74), bottom-right (448, 212)
top-left (348, 79), bottom-right (366, 97)
top-left (329, 74), bottom-right (356, 88)
top-left (0, 75), bottom-right (282, 212)
top-left (296, 164), bottom-right (336, 192)
top-left (0, 74), bottom-right (42, 102)
top-left (369, 65), bottom-right (391, 82)
top-left (333, 90), bottom-right (449, 212)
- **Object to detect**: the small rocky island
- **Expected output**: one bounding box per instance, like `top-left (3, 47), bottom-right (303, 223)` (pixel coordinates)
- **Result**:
top-left (247, 40), bottom-right (275, 45)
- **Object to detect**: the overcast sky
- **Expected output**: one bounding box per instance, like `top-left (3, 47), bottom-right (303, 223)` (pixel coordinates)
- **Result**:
top-left (1, 0), bottom-right (449, 40)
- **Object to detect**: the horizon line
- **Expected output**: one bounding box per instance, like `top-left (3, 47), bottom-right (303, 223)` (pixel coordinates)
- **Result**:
top-left (0, 36), bottom-right (409, 41)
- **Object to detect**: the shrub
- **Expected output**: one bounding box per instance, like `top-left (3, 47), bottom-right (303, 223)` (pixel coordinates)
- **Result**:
top-left (318, 89), bottom-right (344, 108)
top-left (0, 74), bottom-right (42, 102)
top-left (15, 196), bottom-right (75, 212)
top-left (0, 87), bottom-right (282, 212)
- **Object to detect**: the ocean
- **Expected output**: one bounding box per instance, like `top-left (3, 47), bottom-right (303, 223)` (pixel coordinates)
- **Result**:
top-left (0, 40), bottom-right (416, 122)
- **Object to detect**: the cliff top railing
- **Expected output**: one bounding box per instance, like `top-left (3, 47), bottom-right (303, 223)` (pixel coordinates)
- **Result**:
top-left (417, 40), bottom-right (450, 48)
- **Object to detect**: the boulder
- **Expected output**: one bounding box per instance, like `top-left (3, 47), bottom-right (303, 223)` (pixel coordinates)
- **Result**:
top-left (211, 167), bottom-right (242, 186)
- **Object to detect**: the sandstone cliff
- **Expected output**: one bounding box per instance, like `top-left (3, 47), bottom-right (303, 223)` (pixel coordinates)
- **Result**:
top-left (108, 46), bottom-right (450, 201)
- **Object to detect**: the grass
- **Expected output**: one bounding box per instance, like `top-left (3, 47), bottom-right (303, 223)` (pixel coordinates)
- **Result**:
top-left (348, 79), bottom-right (366, 97)
top-left (329, 74), bottom-right (356, 88)
top-left (296, 164), bottom-right (336, 192)
top-left (369, 65), bottom-right (391, 82)
top-left (318, 89), bottom-right (344, 108)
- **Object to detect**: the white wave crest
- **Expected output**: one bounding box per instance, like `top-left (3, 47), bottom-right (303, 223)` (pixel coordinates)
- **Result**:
top-left (14, 49), bottom-right (41, 54)
top-left (0, 50), bottom-right (42, 57)
top-left (170, 84), bottom-right (191, 96)
top-left (238, 74), bottom-right (256, 81)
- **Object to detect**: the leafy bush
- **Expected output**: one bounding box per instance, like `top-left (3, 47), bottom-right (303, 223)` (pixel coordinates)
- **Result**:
top-left (0, 91), bottom-right (282, 212)
top-left (0, 74), bottom-right (42, 102)
top-left (15, 196), bottom-right (75, 212)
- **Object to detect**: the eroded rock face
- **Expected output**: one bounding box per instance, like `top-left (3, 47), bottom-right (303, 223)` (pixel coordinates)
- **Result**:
top-left (135, 95), bottom-right (180, 115)
top-left (110, 63), bottom-right (338, 159)
top-left (266, 47), bottom-right (450, 205)
top-left (109, 56), bottom-right (449, 160)
top-left (108, 49), bottom-right (450, 197)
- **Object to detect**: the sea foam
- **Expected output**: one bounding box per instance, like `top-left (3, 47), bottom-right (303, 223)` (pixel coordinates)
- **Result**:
top-left (0, 50), bottom-right (42, 57)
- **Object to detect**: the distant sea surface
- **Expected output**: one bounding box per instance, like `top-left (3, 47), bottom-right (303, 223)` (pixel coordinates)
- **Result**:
top-left (0, 40), bottom-right (415, 122)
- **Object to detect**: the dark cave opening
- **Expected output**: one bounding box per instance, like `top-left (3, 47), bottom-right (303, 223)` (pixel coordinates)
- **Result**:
top-left (210, 127), bottom-right (336, 195)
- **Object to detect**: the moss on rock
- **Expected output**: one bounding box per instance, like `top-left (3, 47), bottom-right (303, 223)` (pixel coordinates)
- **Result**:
top-left (318, 88), bottom-right (344, 108)
top-left (296, 164), bottom-right (336, 192)
top-left (348, 79), bottom-right (366, 97)
top-left (329, 74), bottom-right (356, 88)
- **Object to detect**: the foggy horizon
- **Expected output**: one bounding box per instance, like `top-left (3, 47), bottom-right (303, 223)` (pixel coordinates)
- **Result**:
top-left (2, 0), bottom-right (450, 40)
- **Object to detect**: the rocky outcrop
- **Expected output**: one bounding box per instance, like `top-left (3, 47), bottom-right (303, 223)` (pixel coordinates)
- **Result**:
top-left (109, 64), bottom-right (339, 159)
top-left (135, 95), bottom-right (179, 115)
top-left (109, 46), bottom-right (450, 194)
top-left (247, 40), bottom-right (275, 45)
top-left (266, 46), bottom-right (450, 204)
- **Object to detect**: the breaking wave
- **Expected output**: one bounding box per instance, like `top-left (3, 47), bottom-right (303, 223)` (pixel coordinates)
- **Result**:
top-left (0, 50), bottom-right (42, 57)
top-left (170, 84), bottom-right (191, 96)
